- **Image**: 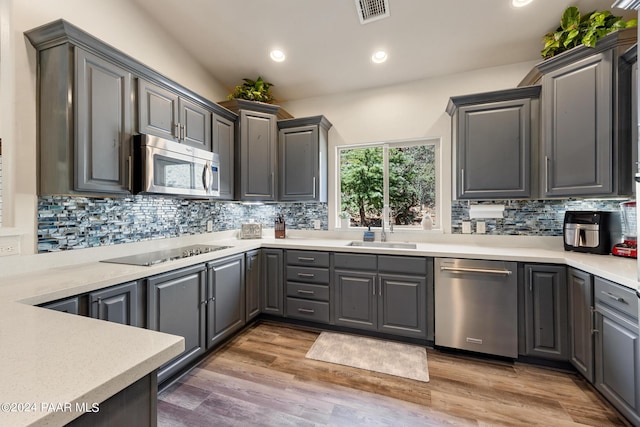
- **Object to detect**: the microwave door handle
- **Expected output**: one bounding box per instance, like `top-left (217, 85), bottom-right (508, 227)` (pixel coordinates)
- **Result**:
top-left (202, 162), bottom-right (210, 193)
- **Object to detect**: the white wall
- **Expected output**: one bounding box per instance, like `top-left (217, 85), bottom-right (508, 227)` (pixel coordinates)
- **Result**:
top-left (280, 60), bottom-right (538, 233)
top-left (1, 0), bottom-right (228, 253)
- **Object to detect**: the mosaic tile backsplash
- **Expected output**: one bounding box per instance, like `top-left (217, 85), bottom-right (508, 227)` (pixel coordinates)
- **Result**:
top-left (451, 199), bottom-right (632, 236)
top-left (38, 196), bottom-right (328, 252)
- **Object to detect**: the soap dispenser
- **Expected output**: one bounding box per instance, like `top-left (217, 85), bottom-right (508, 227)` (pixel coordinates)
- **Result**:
top-left (275, 214), bottom-right (286, 239)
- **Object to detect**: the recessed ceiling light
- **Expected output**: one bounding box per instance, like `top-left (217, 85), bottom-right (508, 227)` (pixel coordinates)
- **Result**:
top-left (270, 49), bottom-right (285, 62)
top-left (512, 0), bottom-right (533, 7)
top-left (371, 50), bottom-right (388, 64)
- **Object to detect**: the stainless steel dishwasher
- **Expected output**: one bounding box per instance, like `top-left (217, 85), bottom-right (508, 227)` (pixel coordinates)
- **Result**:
top-left (435, 258), bottom-right (518, 358)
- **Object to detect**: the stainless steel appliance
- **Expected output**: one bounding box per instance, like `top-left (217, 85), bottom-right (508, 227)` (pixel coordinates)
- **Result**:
top-left (101, 244), bottom-right (231, 266)
top-left (133, 134), bottom-right (220, 197)
top-left (563, 211), bottom-right (621, 255)
top-left (435, 258), bottom-right (518, 358)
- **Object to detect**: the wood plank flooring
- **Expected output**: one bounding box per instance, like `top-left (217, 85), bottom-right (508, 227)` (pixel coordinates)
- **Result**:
top-left (158, 322), bottom-right (628, 426)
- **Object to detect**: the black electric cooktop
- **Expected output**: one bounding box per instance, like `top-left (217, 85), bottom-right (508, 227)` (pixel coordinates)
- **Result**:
top-left (100, 244), bottom-right (232, 266)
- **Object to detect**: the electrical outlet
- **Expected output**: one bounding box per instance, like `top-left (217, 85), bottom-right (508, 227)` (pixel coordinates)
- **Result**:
top-left (0, 236), bottom-right (20, 257)
top-left (206, 220), bottom-right (213, 232)
top-left (462, 221), bottom-right (472, 234)
top-left (476, 221), bottom-right (486, 234)
top-left (313, 220), bottom-right (321, 230)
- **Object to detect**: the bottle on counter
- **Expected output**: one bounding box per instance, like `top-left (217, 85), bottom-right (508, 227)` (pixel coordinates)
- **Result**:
top-left (421, 213), bottom-right (433, 230)
top-left (275, 214), bottom-right (286, 239)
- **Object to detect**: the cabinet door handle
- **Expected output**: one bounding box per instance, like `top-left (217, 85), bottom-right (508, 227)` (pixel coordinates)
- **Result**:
top-left (298, 257), bottom-right (315, 262)
top-left (174, 123), bottom-right (180, 139)
top-left (372, 277), bottom-right (376, 296)
top-left (209, 297), bottom-right (215, 302)
top-left (297, 273), bottom-right (315, 278)
top-left (545, 156), bottom-right (550, 193)
top-left (312, 176), bottom-right (316, 199)
top-left (601, 291), bottom-right (626, 303)
top-left (529, 269), bottom-right (533, 293)
top-left (297, 289), bottom-right (315, 295)
top-left (460, 168), bottom-right (465, 193)
top-left (127, 155), bottom-right (133, 192)
top-left (297, 308), bottom-right (315, 314)
top-left (181, 124), bottom-right (186, 140)
top-left (200, 300), bottom-right (208, 306)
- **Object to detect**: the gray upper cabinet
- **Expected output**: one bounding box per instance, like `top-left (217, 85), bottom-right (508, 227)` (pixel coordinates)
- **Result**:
top-left (28, 40), bottom-right (133, 195)
top-left (147, 264), bottom-right (207, 384)
top-left (535, 29), bottom-right (636, 197)
top-left (26, 20), bottom-right (238, 197)
top-left (278, 116), bottom-right (332, 202)
top-left (236, 108), bottom-right (278, 201)
top-left (521, 264), bottom-right (568, 361)
top-left (138, 79), bottom-right (212, 151)
top-left (88, 281), bottom-right (140, 327)
top-left (568, 268), bottom-right (594, 382)
top-left (206, 254), bottom-right (245, 349)
top-left (447, 87), bottom-right (540, 199)
top-left (212, 113), bottom-right (235, 200)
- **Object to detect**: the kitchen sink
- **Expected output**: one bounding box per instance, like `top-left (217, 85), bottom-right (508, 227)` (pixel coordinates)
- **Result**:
top-left (347, 241), bottom-right (417, 249)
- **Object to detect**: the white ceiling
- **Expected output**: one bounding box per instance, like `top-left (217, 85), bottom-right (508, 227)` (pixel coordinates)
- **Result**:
top-left (131, 0), bottom-right (636, 102)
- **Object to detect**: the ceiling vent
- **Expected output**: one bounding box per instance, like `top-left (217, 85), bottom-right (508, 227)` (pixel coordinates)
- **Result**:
top-left (355, 0), bottom-right (390, 25)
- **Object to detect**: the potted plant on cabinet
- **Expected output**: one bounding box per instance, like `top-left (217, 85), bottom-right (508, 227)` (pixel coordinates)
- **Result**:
top-left (218, 76), bottom-right (293, 119)
top-left (541, 6), bottom-right (637, 59)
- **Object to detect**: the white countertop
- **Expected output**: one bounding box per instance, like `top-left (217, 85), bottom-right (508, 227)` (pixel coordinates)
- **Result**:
top-left (0, 230), bottom-right (637, 426)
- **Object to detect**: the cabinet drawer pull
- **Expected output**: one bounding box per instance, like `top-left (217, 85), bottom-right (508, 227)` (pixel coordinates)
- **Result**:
top-left (297, 289), bottom-right (315, 295)
top-left (298, 257), bottom-right (316, 262)
top-left (297, 273), bottom-right (315, 278)
top-left (297, 308), bottom-right (315, 314)
top-left (601, 291), bottom-right (626, 303)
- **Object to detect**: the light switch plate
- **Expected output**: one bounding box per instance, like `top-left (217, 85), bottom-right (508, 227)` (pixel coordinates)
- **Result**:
top-left (0, 235), bottom-right (20, 257)
top-left (206, 220), bottom-right (213, 232)
top-left (462, 221), bottom-right (472, 234)
top-left (476, 221), bottom-right (486, 234)
top-left (313, 220), bottom-right (321, 230)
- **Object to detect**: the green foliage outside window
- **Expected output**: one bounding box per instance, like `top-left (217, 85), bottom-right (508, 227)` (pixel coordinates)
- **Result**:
top-left (340, 144), bottom-right (436, 228)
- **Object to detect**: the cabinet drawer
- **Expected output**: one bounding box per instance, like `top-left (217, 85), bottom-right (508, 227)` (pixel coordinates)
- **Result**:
top-left (286, 282), bottom-right (329, 301)
top-left (334, 253), bottom-right (377, 270)
top-left (286, 298), bottom-right (329, 323)
top-left (286, 250), bottom-right (330, 267)
top-left (595, 277), bottom-right (638, 320)
top-left (286, 266), bottom-right (330, 284)
top-left (378, 255), bottom-right (428, 275)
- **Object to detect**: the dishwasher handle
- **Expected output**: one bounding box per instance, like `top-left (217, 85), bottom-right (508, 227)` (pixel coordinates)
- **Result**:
top-left (439, 266), bottom-right (513, 276)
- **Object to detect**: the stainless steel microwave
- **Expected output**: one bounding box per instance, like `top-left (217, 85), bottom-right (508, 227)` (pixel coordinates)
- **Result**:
top-left (133, 134), bottom-right (220, 197)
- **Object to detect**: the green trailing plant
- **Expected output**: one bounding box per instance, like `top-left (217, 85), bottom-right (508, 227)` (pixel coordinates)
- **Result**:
top-left (541, 6), bottom-right (637, 59)
top-left (227, 76), bottom-right (275, 103)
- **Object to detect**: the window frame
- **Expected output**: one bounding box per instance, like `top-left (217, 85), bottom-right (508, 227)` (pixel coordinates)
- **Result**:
top-left (335, 137), bottom-right (442, 232)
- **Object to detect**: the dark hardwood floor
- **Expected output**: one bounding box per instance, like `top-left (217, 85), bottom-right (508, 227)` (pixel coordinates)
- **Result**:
top-left (158, 322), bottom-right (627, 426)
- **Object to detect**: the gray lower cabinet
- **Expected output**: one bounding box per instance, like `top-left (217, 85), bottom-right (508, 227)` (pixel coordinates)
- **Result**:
top-left (334, 254), bottom-right (429, 339)
top-left (212, 112), bottom-right (235, 199)
top-left (88, 281), bottom-right (140, 327)
top-left (33, 43), bottom-right (133, 195)
top-left (138, 79), bottom-right (212, 151)
top-left (261, 248), bottom-right (284, 315)
top-left (236, 108), bottom-right (278, 201)
top-left (594, 277), bottom-right (640, 425)
top-left (245, 250), bottom-right (261, 322)
top-left (277, 116), bottom-right (332, 202)
top-left (521, 264), bottom-right (568, 360)
top-left (147, 264), bottom-right (207, 384)
top-left (334, 269), bottom-right (377, 331)
top-left (285, 250), bottom-right (331, 323)
top-left (447, 86), bottom-right (540, 199)
top-left (568, 268), bottom-right (594, 382)
top-left (42, 297), bottom-right (80, 315)
top-left (206, 254), bottom-right (245, 349)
